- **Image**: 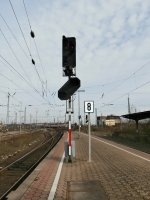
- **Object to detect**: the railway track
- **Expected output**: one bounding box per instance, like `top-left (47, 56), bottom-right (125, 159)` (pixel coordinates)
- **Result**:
top-left (0, 131), bottom-right (63, 200)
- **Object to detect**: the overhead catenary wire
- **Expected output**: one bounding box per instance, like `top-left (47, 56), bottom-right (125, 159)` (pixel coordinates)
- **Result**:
top-left (0, 54), bottom-right (39, 93)
top-left (92, 59), bottom-right (150, 106)
top-left (0, 54), bottom-right (49, 103)
top-left (84, 78), bottom-right (125, 89)
top-left (105, 60), bottom-right (150, 97)
top-left (85, 58), bottom-right (150, 110)
top-left (83, 60), bottom-right (150, 102)
top-left (0, 70), bottom-right (21, 89)
top-left (22, 0), bottom-right (47, 95)
top-left (33, 40), bottom-right (47, 84)
top-left (0, 69), bottom-right (42, 102)
top-left (107, 78), bottom-right (150, 105)
top-left (0, 27), bottom-right (32, 83)
top-left (0, 12), bottom-right (46, 93)
top-left (0, 13), bottom-right (45, 98)
top-left (84, 59), bottom-right (150, 93)
top-left (8, 0), bottom-right (45, 96)
top-left (0, 55), bottom-right (53, 106)
top-left (0, 12), bottom-right (29, 60)
top-left (8, 0), bottom-right (32, 59)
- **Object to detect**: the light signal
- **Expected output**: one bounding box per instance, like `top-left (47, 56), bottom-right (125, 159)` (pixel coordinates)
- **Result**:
top-left (62, 36), bottom-right (76, 76)
top-left (58, 77), bottom-right (80, 100)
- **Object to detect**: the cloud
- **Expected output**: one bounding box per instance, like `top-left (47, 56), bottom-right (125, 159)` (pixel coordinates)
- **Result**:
top-left (0, 0), bottom-right (150, 123)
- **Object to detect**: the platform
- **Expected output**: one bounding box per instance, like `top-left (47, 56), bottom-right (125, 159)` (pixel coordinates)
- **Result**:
top-left (7, 132), bottom-right (150, 200)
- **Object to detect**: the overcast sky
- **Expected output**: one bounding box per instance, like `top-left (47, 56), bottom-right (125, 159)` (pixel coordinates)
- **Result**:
top-left (0, 0), bottom-right (150, 124)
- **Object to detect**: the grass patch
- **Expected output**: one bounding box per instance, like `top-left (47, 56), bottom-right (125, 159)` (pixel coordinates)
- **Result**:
top-left (104, 133), bottom-right (150, 154)
top-left (81, 124), bottom-right (150, 154)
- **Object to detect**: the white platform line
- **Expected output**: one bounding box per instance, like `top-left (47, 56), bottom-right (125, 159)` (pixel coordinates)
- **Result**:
top-left (48, 152), bottom-right (65, 200)
top-left (83, 133), bottom-right (150, 163)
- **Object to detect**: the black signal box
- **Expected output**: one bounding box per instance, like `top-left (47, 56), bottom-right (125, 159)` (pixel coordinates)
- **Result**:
top-left (58, 77), bottom-right (80, 100)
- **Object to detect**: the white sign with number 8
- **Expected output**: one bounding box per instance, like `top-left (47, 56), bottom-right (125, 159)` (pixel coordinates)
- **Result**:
top-left (84, 101), bottom-right (94, 113)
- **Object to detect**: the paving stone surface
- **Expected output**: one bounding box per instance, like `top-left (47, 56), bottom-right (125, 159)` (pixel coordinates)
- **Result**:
top-left (7, 132), bottom-right (150, 200)
top-left (55, 133), bottom-right (150, 200)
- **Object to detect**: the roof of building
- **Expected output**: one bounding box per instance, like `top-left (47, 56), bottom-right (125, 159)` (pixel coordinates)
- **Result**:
top-left (122, 110), bottom-right (150, 121)
top-left (106, 115), bottom-right (120, 120)
top-left (97, 116), bottom-right (106, 120)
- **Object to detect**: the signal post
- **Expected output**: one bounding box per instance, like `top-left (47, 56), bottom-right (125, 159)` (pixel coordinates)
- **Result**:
top-left (58, 35), bottom-right (80, 163)
top-left (68, 97), bottom-right (72, 162)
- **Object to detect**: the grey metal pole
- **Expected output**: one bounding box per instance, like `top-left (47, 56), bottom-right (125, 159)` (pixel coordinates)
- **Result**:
top-left (24, 106), bottom-right (26, 124)
top-left (30, 114), bottom-right (32, 132)
top-left (88, 113), bottom-right (91, 162)
top-left (15, 112), bottom-right (17, 124)
top-left (95, 108), bottom-right (97, 125)
top-left (6, 93), bottom-right (10, 124)
top-left (36, 110), bottom-right (38, 128)
top-left (6, 92), bottom-right (16, 125)
top-left (78, 90), bottom-right (85, 137)
top-left (78, 91), bottom-right (80, 137)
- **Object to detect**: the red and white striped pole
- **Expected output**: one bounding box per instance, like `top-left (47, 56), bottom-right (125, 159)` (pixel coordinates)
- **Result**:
top-left (68, 96), bottom-right (72, 162)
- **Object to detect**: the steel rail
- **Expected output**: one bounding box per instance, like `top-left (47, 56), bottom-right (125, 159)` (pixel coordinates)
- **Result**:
top-left (0, 131), bottom-right (63, 200)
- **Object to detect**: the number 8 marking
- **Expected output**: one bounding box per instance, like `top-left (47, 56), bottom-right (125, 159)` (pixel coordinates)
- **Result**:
top-left (87, 103), bottom-right (91, 111)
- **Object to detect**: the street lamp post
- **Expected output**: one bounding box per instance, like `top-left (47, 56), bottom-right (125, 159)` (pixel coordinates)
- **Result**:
top-left (78, 90), bottom-right (85, 137)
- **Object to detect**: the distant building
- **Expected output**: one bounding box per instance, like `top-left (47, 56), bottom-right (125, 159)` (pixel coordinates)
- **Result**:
top-left (97, 116), bottom-right (106, 126)
top-left (105, 115), bottom-right (121, 126)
